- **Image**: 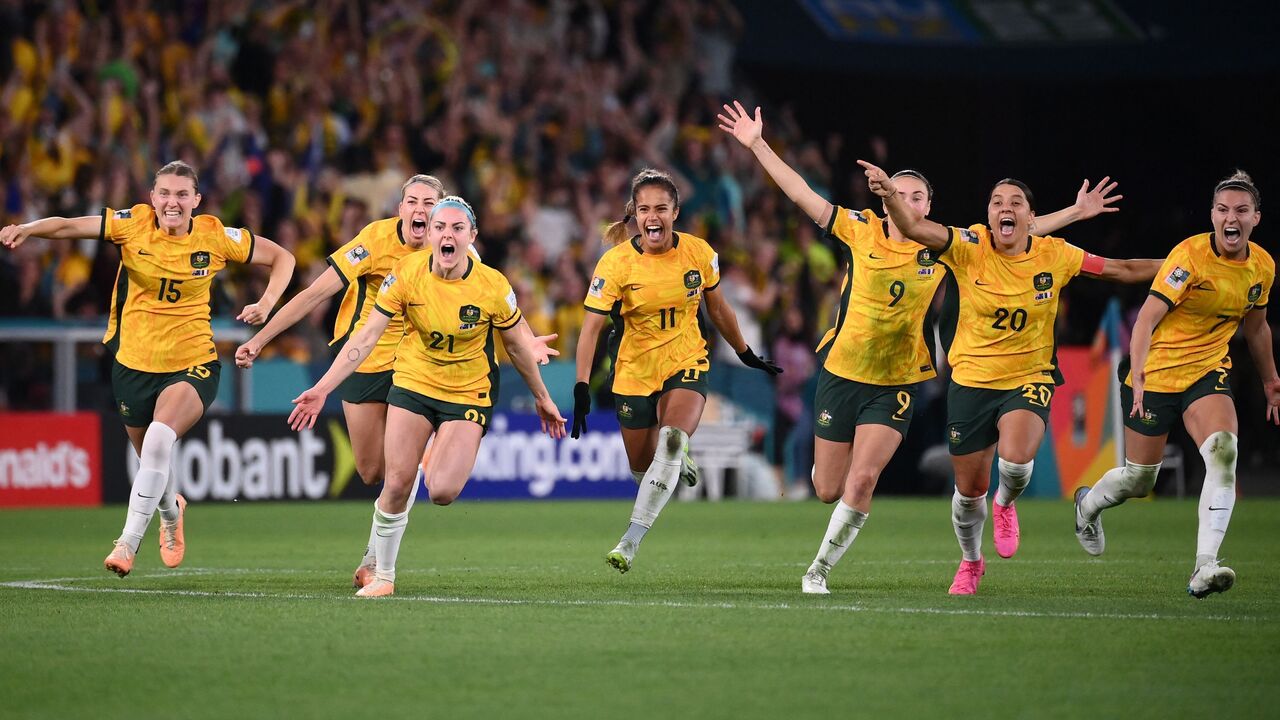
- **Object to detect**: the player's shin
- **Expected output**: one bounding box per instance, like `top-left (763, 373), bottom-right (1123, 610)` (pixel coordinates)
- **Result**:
top-left (1195, 431), bottom-right (1237, 568)
top-left (811, 501), bottom-right (867, 576)
top-left (622, 426), bottom-right (687, 545)
top-left (372, 499), bottom-right (410, 583)
top-left (1081, 460), bottom-right (1160, 521)
top-left (994, 458), bottom-right (1033, 507)
top-left (119, 422), bottom-right (178, 552)
top-left (951, 490), bottom-right (987, 562)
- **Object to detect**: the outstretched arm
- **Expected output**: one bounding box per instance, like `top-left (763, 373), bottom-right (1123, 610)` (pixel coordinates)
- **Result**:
top-left (500, 323), bottom-right (567, 438)
top-left (1127, 295), bottom-right (1171, 420)
top-left (288, 311), bottom-right (391, 430)
top-left (1243, 307), bottom-right (1280, 424)
top-left (237, 266), bottom-right (345, 367)
top-left (1083, 257), bottom-right (1163, 284)
top-left (1, 215), bottom-right (103, 248)
top-left (858, 160), bottom-right (950, 249)
top-left (239, 236), bottom-right (297, 324)
top-left (1035, 177), bottom-right (1123, 235)
top-left (502, 316), bottom-right (560, 366)
top-left (717, 100), bottom-right (832, 226)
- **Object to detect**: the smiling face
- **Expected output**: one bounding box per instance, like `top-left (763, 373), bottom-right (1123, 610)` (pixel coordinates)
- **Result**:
top-left (987, 183), bottom-right (1034, 251)
top-left (399, 182), bottom-right (443, 249)
top-left (149, 173), bottom-right (201, 234)
top-left (428, 205), bottom-right (477, 275)
top-left (1211, 188), bottom-right (1260, 258)
top-left (634, 184), bottom-right (680, 253)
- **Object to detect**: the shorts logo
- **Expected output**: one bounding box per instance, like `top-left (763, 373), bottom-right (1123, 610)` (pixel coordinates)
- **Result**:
top-left (848, 209), bottom-right (868, 223)
top-left (949, 427), bottom-right (961, 444)
top-left (1033, 272), bottom-right (1053, 291)
top-left (618, 402), bottom-right (633, 419)
top-left (684, 270), bottom-right (703, 289)
top-left (345, 244), bottom-right (370, 265)
top-left (1164, 266), bottom-right (1190, 291)
top-left (916, 249), bottom-right (937, 267)
top-left (190, 251), bottom-right (210, 269)
top-left (959, 229), bottom-right (980, 244)
top-left (224, 227), bottom-right (243, 243)
top-left (589, 276), bottom-right (606, 298)
top-left (1247, 283), bottom-right (1263, 304)
top-left (817, 409), bottom-right (833, 428)
top-left (459, 305), bottom-right (482, 324)
top-left (114, 209), bottom-right (132, 219)
top-left (1139, 409), bottom-right (1158, 426)
top-left (118, 401), bottom-right (131, 417)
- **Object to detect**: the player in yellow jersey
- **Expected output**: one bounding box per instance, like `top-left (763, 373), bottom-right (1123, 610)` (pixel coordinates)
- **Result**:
top-left (288, 197), bottom-right (565, 597)
top-left (572, 168), bottom-right (782, 573)
top-left (233, 175), bottom-right (556, 588)
top-left (1074, 171), bottom-right (1279, 598)
top-left (0, 161), bottom-right (295, 577)
top-left (718, 101), bottom-right (1121, 594)
top-left (861, 159), bottom-right (1161, 595)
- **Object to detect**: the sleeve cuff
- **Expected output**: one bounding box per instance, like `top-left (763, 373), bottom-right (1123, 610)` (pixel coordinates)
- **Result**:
top-left (704, 281), bottom-right (720, 292)
top-left (494, 308), bottom-right (523, 330)
top-left (1148, 289), bottom-right (1175, 310)
top-left (98, 208), bottom-right (108, 244)
top-left (824, 205), bottom-right (840, 236)
top-left (245, 228), bottom-right (256, 264)
top-left (375, 304), bottom-right (396, 318)
top-left (584, 305), bottom-right (611, 316)
top-left (939, 227), bottom-right (955, 256)
top-left (324, 256), bottom-right (352, 290)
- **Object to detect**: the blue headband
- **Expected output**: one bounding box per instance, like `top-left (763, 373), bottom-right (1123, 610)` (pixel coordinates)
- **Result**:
top-left (431, 199), bottom-right (476, 228)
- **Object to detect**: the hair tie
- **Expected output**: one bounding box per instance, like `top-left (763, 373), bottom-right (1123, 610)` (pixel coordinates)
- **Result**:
top-left (623, 214), bottom-right (633, 223)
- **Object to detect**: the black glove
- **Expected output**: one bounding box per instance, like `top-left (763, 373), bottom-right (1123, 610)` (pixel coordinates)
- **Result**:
top-left (571, 381), bottom-right (591, 439)
top-left (738, 346), bottom-right (783, 376)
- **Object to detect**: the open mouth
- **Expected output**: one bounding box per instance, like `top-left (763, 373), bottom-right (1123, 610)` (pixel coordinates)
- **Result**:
top-left (163, 209), bottom-right (182, 221)
top-left (1223, 227), bottom-right (1241, 241)
top-left (439, 240), bottom-right (457, 259)
top-left (410, 218), bottom-right (427, 238)
top-left (645, 224), bottom-right (663, 241)
top-left (998, 217), bottom-right (1016, 237)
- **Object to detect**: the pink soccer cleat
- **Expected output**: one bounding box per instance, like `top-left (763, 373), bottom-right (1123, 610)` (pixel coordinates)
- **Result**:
top-left (356, 579), bottom-right (395, 598)
top-left (159, 494), bottom-right (187, 568)
top-left (104, 542), bottom-right (135, 578)
top-left (992, 501), bottom-right (1021, 558)
top-left (352, 562), bottom-right (376, 589)
top-left (948, 557), bottom-right (985, 595)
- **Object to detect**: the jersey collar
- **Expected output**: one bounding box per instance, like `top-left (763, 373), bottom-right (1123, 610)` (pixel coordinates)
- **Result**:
top-left (630, 233), bottom-right (681, 254)
top-left (984, 226), bottom-right (1034, 255)
top-left (1209, 232), bottom-right (1249, 260)
top-left (427, 254), bottom-right (475, 279)
top-left (395, 219), bottom-right (406, 246)
top-left (152, 213), bottom-right (194, 236)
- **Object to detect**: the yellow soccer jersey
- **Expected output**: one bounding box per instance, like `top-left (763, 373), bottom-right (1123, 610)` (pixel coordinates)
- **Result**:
top-left (583, 233), bottom-right (720, 396)
top-left (374, 254), bottom-right (521, 406)
top-left (1134, 233), bottom-right (1274, 393)
top-left (817, 206), bottom-right (945, 385)
top-left (939, 224), bottom-right (1087, 390)
top-left (101, 203), bottom-right (254, 372)
top-left (327, 218), bottom-right (414, 374)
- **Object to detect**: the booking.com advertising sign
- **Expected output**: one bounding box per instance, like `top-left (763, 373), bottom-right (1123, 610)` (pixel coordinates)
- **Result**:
top-left (103, 412), bottom-right (635, 503)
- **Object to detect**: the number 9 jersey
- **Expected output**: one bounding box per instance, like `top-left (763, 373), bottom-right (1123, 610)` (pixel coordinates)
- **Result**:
top-left (584, 234), bottom-right (720, 396)
top-left (939, 224), bottom-right (1087, 390)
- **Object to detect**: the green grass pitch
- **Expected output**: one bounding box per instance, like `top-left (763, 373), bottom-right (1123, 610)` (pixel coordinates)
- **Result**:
top-left (2, 498), bottom-right (1278, 719)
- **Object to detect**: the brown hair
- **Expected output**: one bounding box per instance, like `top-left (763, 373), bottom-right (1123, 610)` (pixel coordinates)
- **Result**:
top-left (1214, 169), bottom-right (1261, 210)
top-left (603, 168), bottom-right (681, 247)
top-left (155, 160), bottom-right (199, 192)
top-left (891, 169), bottom-right (934, 201)
top-left (401, 174), bottom-right (446, 201)
top-left (991, 177), bottom-right (1035, 212)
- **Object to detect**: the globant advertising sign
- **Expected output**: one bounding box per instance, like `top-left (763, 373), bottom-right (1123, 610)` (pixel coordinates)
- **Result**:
top-left (103, 412), bottom-right (635, 502)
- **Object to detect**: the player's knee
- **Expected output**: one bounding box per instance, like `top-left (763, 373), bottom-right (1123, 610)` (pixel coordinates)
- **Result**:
top-left (431, 487), bottom-right (460, 506)
top-left (1122, 460), bottom-right (1161, 497)
top-left (657, 426), bottom-right (687, 462)
top-left (814, 484), bottom-right (842, 504)
top-left (140, 422), bottom-right (178, 470)
top-left (847, 467), bottom-right (880, 495)
top-left (997, 458), bottom-right (1033, 487)
top-left (356, 461), bottom-right (384, 486)
top-left (1199, 431), bottom-right (1237, 475)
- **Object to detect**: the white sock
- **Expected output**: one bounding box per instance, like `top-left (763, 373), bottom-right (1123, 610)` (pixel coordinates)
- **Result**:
top-left (363, 465), bottom-right (422, 565)
top-left (631, 470), bottom-right (646, 485)
top-left (372, 499), bottom-right (410, 583)
top-left (119, 422), bottom-right (178, 552)
top-left (1196, 432), bottom-right (1237, 568)
top-left (811, 501), bottom-right (868, 575)
top-left (1080, 460), bottom-right (1161, 521)
top-left (994, 458), bottom-right (1033, 507)
top-left (952, 490), bottom-right (987, 562)
top-left (626, 426), bottom-right (686, 535)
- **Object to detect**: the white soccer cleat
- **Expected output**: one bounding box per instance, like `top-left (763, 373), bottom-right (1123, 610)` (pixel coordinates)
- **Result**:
top-left (606, 540), bottom-right (636, 574)
top-left (1074, 486), bottom-right (1105, 556)
top-left (801, 567), bottom-right (830, 595)
top-left (1187, 561), bottom-right (1235, 599)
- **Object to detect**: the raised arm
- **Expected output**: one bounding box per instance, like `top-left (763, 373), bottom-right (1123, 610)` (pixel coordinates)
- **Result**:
top-left (236, 265), bottom-right (345, 367)
top-left (1083, 257), bottom-right (1163, 284)
top-left (288, 310), bottom-right (391, 431)
top-left (718, 101), bottom-right (832, 226)
top-left (1126, 295), bottom-right (1171, 419)
top-left (1035, 177), bottom-right (1123, 236)
top-left (703, 286), bottom-right (781, 375)
top-left (500, 323), bottom-right (567, 439)
top-left (237, 235), bottom-right (296, 324)
top-left (858, 160), bottom-right (949, 249)
top-left (1243, 307), bottom-right (1280, 424)
top-left (1, 215), bottom-right (103, 248)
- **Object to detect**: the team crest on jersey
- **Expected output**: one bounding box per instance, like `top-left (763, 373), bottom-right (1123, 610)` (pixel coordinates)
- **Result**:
top-left (345, 244), bottom-right (370, 265)
top-left (1247, 283), bottom-right (1263, 303)
top-left (684, 270), bottom-right (703, 289)
top-left (1033, 272), bottom-right (1053, 291)
top-left (817, 409), bottom-right (833, 427)
top-left (224, 227), bottom-right (243, 243)
top-left (1164, 266), bottom-right (1190, 291)
top-left (959, 229), bottom-right (980, 244)
top-left (114, 209), bottom-right (132, 219)
top-left (916, 249), bottom-right (937, 267)
top-left (589, 276), bottom-right (606, 298)
top-left (459, 305), bottom-right (482, 325)
top-left (190, 251), bottom-right (210, 269)
top-left (847, 209), bottom-right (868, 223)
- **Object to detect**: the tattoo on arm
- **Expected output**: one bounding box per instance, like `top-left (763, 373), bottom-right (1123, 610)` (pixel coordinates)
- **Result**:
top-left (346, 348), bottom-right (361, 362)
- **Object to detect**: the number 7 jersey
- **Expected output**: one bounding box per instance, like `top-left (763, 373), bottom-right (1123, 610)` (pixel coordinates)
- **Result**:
top-left (584, 234), bottom-right (720, 396)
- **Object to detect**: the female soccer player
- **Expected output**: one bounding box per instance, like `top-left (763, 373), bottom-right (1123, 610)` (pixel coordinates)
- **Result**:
top-left (718, 101), bottom-right (1121, 594)
top-left (571, 168), bottom-right (782, 574)
top-left (1074, 170), bottom-right (1277, 598)
top-left (288, 196), bottom-right (566, 598)
top-left (0, 160), bottom-right (296, 577)
top-left (234, 174), bottom-right (555, 587)
top-left (860, 159), bottom-right (1161, 595)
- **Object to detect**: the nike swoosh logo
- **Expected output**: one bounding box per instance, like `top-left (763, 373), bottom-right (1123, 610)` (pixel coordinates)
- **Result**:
top-left (869, 253), bottom-right (884, 260)
top-left (138, 249), bottom-right (152, 256)
top-left (891, 415), bottom-right (906, 421)
top-left (1208, 506), bottom-right (1231, 511)
top-left (827, 540), bottom-right (844, 547)
top-left (407, 302), bottom-right (424, 307)
top-left (975, 279), bottom-right (990, 286)
top-left (1214, 386), bottom-right (1229, 391)
top-left (1192, 283), bottom-right (1213, 291)
top-left (628, 284), bottom-right (643, 291)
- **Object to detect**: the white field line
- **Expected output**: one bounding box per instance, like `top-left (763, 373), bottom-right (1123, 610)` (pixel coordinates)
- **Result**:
top-left (0, 574), bottom-right (1261, 623)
